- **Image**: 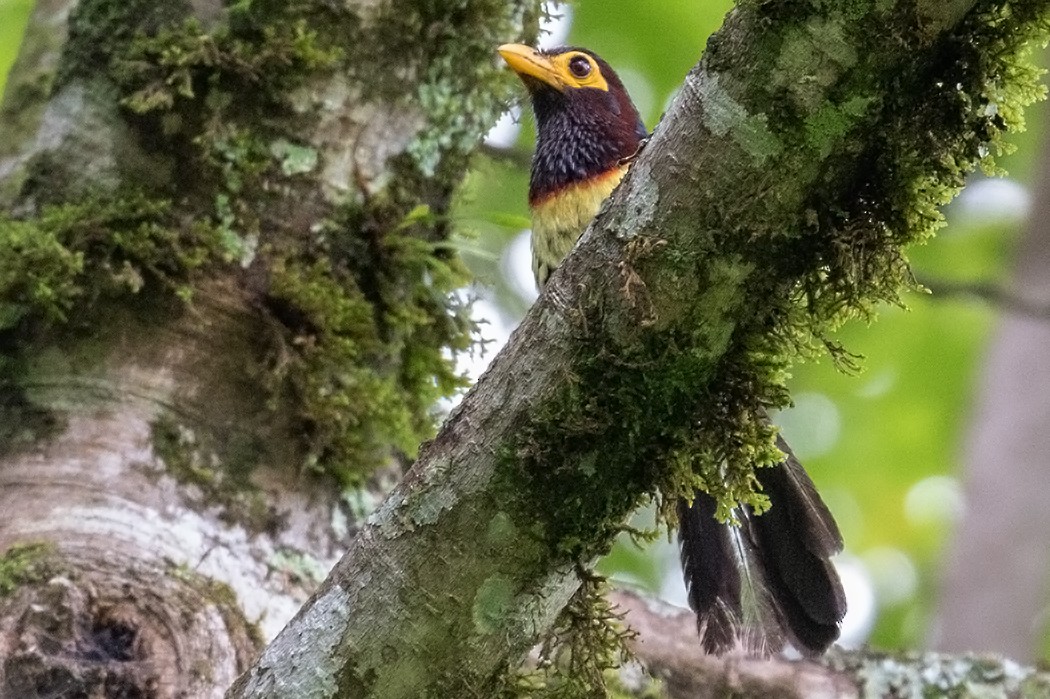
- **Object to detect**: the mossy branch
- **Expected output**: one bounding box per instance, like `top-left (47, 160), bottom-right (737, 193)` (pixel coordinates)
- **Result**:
top-left (229, 1), bottom-right (1050, 697)
top-left (611, 589), bottom-right (1050, 699)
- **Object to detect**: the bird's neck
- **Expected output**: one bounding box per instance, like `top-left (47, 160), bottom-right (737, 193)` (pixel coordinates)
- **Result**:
top-left (529, 98), bottom-right (639, 205)
top-left (530, 164), bottom-right (627, 232)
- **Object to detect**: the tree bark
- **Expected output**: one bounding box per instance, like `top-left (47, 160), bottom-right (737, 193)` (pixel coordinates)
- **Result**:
top-left (614, 590), bottom-right (1050, 699)
top-left (0, 0), bottom-right (543, 696)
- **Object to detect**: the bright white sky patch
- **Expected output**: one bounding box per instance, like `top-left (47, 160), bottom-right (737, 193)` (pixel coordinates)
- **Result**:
top-left (837, 555), bottom-right (877, 648)
top-left (484, 107), bottom-right (522, 150)
top-left (503, 228), bottom-right (539, 306)
top-left (954, 177), bottom-right (1031, 227)
top-left (538, 2), bottom-right (574, 49)
top-left (904, 475), bottom-right (966, 527)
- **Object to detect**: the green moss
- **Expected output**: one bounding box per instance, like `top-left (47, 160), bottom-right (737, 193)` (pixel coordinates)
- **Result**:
top-left (0, 542), bottom-right (57, 597)
top-left (804, 95), bottom-right (876, 157)
top-left (0, 194), bottom-right (226, 329)
top-left (114, 15), bottom-right (341, 118)
top-left (57, 0), bottom-right (191, 87)
top-left (100, 1), bottom-right (521, 485)
top-left (260, 197), bottom-right (474, 483)
top-left (0, 193), bottom-right (230, 455)
top-left (0, 216), bottom-right (83, 330)
top-left (505, 577), bottom-right (637, 699)
top-left (731, 0), bottom-right (1050, 517)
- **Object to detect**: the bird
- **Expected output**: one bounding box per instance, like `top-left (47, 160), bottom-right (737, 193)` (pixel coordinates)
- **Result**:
top-left (498, 43), bottom-right (847, 656)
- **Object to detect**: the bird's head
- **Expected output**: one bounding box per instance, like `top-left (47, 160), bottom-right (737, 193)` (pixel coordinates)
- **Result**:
top-left (498, 44), bottom-right (647, 203)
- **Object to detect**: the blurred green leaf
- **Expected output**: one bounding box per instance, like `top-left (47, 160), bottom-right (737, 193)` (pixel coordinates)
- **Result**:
top-left (0, 0), bottom-right (33, 99)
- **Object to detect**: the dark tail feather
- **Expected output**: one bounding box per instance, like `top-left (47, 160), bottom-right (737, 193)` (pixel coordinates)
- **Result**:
top-left (745, 435), bottom-right (846, 654)
top-left (677, 491), bottom-right (740, 653)
top-left (678, 435), bottom-right (846, 655)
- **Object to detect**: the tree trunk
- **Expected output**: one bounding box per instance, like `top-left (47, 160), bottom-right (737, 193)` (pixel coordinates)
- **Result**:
top-left (934, 125), bottom-right (1050, 659)
top-left (0, 0), bottom-right (543, 696)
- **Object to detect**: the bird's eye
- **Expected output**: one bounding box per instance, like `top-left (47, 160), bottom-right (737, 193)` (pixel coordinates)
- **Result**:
top-left (568, 55), bottom-right (592, 78)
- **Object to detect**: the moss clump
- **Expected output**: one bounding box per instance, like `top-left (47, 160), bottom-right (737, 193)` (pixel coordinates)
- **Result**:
top-left (0, 543), bottom-right (57, 597)
top-left (504, 577), bottom-right (639, 699)
top-left (0, 194), bottom-right (229, 454)
top-left (497, 316), bottom-right (784, 575)
top-left (777, 1), bottom-right (1050, 346)
top-left (114, 13), bottom-right (341, 118)
top-left (263, 200), bottom-right (474, 483)
top-left (102, 1), bottom-right (502, 483)
top-left (0, 194), bottom-right (226, 333)
top-left (56, 0), bottom-right (190, 87)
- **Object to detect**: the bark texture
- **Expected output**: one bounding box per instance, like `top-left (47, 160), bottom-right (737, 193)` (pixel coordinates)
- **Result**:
top-left (0, 0), bottom-right (1048, 697)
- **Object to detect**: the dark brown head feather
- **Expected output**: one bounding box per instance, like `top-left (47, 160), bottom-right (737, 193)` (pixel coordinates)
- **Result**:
top-left (527, 47), bottom-right (647, 202)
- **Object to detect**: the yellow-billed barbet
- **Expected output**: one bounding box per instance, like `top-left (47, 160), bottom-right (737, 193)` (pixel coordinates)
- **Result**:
top-left (499, 43), bottom-right (847, 656)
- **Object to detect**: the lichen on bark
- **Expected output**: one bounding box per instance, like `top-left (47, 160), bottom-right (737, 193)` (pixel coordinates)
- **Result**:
top-left (1, 0), bottom-right (546, 485)
top-left (0, 543), bottom-right (57, 597)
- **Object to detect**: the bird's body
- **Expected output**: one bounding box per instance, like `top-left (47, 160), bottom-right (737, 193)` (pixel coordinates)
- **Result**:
top-left (530, 165), bottom-right (628, 284)
top-left (500, 43), bottom-right (847, 656)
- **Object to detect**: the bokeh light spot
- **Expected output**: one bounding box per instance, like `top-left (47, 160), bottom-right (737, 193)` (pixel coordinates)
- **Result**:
top-left (862, 546), bottom-right (919, 606)
top-left (836, 556), bottom-right (877, 648)
top-left (903, 475), bottom-right (966, 527)
top-left (776, 392), bottom-right (842, 460)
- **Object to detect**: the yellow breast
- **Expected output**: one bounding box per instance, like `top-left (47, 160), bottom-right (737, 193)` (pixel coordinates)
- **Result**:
top-left (529, 166), bottom-right (628, 288)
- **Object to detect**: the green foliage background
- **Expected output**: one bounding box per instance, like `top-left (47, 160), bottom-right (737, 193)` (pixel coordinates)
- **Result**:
top-left (2, 0), bottom-right (1046, 655)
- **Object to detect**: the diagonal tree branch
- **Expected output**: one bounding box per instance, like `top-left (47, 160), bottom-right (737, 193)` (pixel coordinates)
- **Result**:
top-left (920, 275), bottom-right (1050, 320)
top-left (230, 1), bottom-right (1050, 696)
top-left (613, 589), bottom-right (1050, 699)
